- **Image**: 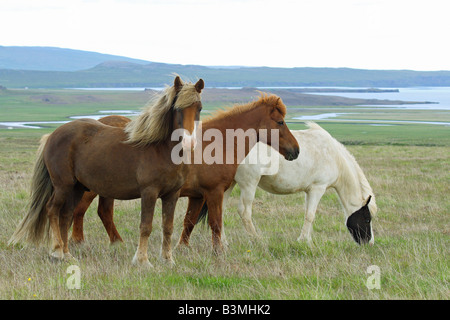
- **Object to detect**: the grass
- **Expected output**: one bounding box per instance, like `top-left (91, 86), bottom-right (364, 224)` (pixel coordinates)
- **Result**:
top-left (0, 89), bottom-right (448, 300)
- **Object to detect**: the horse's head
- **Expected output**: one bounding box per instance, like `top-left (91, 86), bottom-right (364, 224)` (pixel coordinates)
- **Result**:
top-left (258, 95), bottom-right (299, 161)
top-left (171, 76), bottom-right (204, 151)
top-left (346, 195), bottom-right (374, 245)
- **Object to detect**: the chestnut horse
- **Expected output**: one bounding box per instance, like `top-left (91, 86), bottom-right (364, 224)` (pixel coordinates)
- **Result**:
top-left (71, 115), bottom-right (131, 244)
top-left (9, 76), bottom-right (204, 267)
top-left (69, 94), bottom-right (300, 254)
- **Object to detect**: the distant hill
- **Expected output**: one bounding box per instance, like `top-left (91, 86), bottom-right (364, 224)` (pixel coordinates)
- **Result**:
top-left (1, 46), bottom-right (450, 88)
top-left (0, 46), bottom-right (151, 71)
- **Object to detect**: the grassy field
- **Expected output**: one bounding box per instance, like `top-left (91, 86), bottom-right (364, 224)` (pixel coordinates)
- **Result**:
top-left (0, 89), bottom-right (448, 300)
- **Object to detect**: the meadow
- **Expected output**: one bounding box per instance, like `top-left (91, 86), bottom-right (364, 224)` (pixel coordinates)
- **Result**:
top-left (0, 89), bottom-right (448, 300)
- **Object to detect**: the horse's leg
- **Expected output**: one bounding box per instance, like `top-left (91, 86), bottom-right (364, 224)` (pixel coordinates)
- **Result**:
top-left (236, 179), bottom-right (259, 237)
top-left (220, 182), bottom-right (236, 247)
top-left (160, 192), bottom-right (179, 264)
top-left (298, 185), bottom-right (326, 243)
top-left (59, 187), bottom-right (84, 259)
top-left (177, 197), bottom-right (205, 247)
top-left (132, 190), bottom-right (157, 267)
top-left (206, 190), bottom-right (225, 255)
top-left (97, 196), bottom-right (123, 244)
top-left (71, 191), bottom-right (97, 243)
top-left (46, 188), bottom-right (68, 260)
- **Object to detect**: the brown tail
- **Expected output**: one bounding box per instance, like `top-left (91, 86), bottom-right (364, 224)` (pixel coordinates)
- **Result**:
top-left (8, 134), bottom-right (53, 246)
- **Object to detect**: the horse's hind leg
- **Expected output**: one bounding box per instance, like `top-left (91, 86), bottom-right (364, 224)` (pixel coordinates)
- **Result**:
top-left (59, 187), bottom-right (84, 259)
top-left (177, 197), bottom-right (205, 248)
top-left (298, 185), bottom-right (326, 243)
top-left (46, 187), bottom-right (73, 260)
top-left (98, 196), bottom-right (123, 244)
top-left (220, 182), bottom-right (236, 247)
top-left (72, 191), bottom-right (97, 243)
top-left (206, 190), bottom-right (225, 255)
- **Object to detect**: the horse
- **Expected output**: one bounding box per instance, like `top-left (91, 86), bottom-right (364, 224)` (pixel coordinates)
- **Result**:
top-left (177, 94), bottom-right (300, 253)
top-left (225, 122), bottom-right (377, 245)
top-left (67, 94), bottom-right (300, 254)
top-left (8, 76), bottom-right (205, 267)
top-left (71, 115), bottom-right (131, 244)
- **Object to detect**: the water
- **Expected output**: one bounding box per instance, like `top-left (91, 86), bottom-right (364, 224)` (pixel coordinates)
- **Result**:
top-left (2, 87), bottom-right (450, 128)
top-left (309, 87), bottom-right (450, 110)
top-left (69, 86), bottom-right (450, 110)
top-left (290, 86), bottom-right (450, 126)
top-left (293, 113), bottom-right (450, 126)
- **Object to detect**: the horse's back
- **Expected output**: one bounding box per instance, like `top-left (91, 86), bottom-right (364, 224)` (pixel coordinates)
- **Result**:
top-left (247, 125), bottom-right (341, 193)
top-left (43, 119), bottom-right (128, 180)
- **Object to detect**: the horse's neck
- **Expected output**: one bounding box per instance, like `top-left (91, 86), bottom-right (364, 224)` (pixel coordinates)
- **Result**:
top-left (334, 159), bottom-right (364, 216)
top-left (203, 108), bottom-right (263, 163)
top-left (203, 107), bottom-right (262, 132)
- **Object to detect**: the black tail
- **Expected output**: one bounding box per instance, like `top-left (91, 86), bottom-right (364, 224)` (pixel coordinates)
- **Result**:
top-left (196, 202), bottom-right (209, 225)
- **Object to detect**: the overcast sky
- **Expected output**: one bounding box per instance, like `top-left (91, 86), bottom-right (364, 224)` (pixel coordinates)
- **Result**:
top-left (1, 0), bottom-right (449, 70)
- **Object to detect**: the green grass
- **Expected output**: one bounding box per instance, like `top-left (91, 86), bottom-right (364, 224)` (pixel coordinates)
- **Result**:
top-left (0, 89), bottom-right (448, 300)
top-left (288, 122), bottom-right (450, 147)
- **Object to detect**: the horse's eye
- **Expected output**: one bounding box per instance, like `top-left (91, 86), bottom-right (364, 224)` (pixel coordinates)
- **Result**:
top-left (366, 219), bottom-right (370, 223)
top-left (277, 120), bottom-right (284, 125)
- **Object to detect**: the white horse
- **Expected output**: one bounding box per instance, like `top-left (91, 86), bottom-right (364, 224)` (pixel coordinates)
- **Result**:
top-left (221, 122), bottom-right (377, 245)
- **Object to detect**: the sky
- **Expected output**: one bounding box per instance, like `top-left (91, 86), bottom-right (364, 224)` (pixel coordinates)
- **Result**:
top-left (1, 0), bottom-right (449, 71)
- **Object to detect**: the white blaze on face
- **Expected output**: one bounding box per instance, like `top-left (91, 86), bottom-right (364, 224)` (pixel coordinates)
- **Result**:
top-left (181, 122), bottom-right (198, 151)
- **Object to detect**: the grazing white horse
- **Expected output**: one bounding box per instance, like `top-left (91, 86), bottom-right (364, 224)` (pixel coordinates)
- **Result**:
top-left (222, 122), bottom-right (377, 245)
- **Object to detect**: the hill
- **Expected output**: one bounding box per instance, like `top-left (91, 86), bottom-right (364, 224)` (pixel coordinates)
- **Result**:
top-left (0, 46), bottom-right (151, 71)
top-left (1, 46), bottom-right (450, 88)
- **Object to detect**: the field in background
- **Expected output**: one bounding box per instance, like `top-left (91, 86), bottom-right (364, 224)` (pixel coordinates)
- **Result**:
top-left (0, 89), bottom-right (448, 299)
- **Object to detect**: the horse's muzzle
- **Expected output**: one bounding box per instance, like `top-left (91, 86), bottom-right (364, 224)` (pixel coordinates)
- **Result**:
top-left (284, 147), bottom-right (300, 161)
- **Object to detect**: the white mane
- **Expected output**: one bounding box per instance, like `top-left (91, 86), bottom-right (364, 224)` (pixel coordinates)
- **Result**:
top-left (305, 122), bottom-right (377, 215)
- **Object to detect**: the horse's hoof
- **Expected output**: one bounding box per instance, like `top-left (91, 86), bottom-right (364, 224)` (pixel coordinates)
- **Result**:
top-left (161, 256), bottom-right (176, 267)
top-left (213, 245), bottom-right (225, 256)
top-left (132, 255), bottom-right (153, 269)
top-left (175, 241), bottom-right (190, 251)
top-left (63, 252), bottom-right (79, 263)
top-left (49, 250), bottom-right (65, 261)
top-left (297, 235), bottom-right (313, 247)
top-left (109, 240), bottom-right (123, 247)
top-left (70, 237), bottom-right (85, 245)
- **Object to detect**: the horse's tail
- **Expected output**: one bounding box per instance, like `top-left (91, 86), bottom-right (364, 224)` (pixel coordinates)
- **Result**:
top-left (196, 202), bottom-right (209, 225)
top-left (8, 134), bottom-right (53, 247)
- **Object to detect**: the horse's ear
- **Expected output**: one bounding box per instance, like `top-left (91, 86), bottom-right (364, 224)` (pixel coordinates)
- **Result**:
top-left (195, 79), bottom-right (205, 93)
top-left (174, 76), bottom-right (183, 92)
top-left (364, 195), bottom-right (372, 207)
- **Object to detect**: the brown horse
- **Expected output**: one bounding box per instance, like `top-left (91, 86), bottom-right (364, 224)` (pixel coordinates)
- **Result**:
top-left (69, 94), bottom-right (300, 254)
top-left (71, 115), bottom-right (131, 244)
top-left (9, 76), bottom-right (204, 267)
top-left (178, 94), bottom-right (299, 253)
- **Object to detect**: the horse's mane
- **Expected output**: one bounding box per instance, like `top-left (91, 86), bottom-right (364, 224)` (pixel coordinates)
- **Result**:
top-left (124, 81), bottom-right (201, 147)
top-left (306, 122), bottom-right (378, 215)
top-left (203, 93), bottom-right (286, 124)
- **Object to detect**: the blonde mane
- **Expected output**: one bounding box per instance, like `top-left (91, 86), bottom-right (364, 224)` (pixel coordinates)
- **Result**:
top-left (203, 93), bottom-right (286, 124)
top-left (124, 81), bottom-right (201, 147)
